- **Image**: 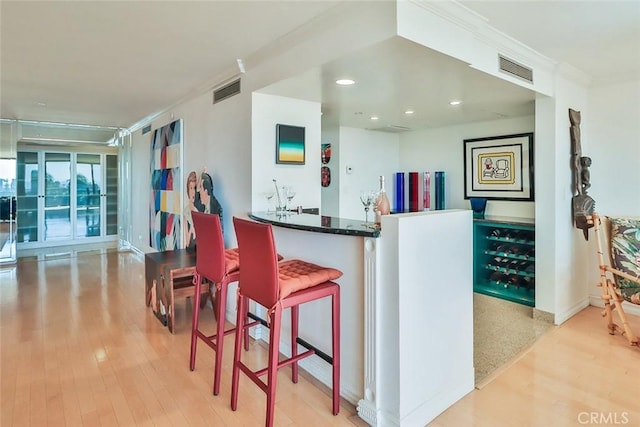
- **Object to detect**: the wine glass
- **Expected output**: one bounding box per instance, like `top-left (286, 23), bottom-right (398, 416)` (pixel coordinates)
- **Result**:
top-left (359, 190), bottom-right (375, 225)
top-left (284, 186), bottom-right (296, 213)
top-left (263, 191), bottom-right (275, 212)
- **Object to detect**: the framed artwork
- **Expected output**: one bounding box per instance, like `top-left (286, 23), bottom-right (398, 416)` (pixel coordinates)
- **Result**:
top-left (463, 132), bottom-right (534, 201)
top-left (150, 119), bottom-right (183, 251)
top-left (276, 124), bottom-right (305, 164)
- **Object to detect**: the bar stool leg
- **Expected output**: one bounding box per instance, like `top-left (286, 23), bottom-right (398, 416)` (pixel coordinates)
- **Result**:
top-left (189, 275), bottom-right (203, 371)
top-left (332, 289), bottom-right (341, 415)
top-left (290, 305), bottom-right (299, 383)
top-left (212, 283), bottom-right (227, 395)
top-left (266, 306), bottom-right (283, 427)
top-left (231, 294), bottom-right (247, 411)
top-left (244, 299), bottom-right (250, 351)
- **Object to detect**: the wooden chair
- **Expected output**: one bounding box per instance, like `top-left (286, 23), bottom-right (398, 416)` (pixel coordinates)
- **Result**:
top-left (189, 212), bottom-right (247, 395)
top-left (231, 217), bottom-right (342, 427)
top-left (592, 213), bottom-right (640, 346)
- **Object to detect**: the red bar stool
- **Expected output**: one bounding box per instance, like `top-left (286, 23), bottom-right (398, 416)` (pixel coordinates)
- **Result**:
top-left (189, 211), bottom-right (247, 396)
top-left (231, 217), bottom-right (341, 427)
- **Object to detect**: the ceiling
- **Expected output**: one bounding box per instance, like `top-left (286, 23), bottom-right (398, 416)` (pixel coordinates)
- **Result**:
top-left (259, 36), bottom-right (537, 131)
top-left (1, 1), bottom-right (639, 142)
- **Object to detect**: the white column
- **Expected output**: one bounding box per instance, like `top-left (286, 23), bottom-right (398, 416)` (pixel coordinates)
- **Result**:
top-left (357, 236), bottom-right (381, 425)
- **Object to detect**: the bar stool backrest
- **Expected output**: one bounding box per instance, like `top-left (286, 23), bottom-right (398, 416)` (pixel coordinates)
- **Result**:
top-left (192, 212), bottom-right (226, 283)
top-left (233, 217), bottom-right (281, 308)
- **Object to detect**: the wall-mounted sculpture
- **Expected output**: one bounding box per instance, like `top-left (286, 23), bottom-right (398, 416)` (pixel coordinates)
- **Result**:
top-left (570, 108), bottom-right (595, 240)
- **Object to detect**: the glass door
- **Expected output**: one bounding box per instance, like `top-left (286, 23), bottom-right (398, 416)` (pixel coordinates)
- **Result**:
top-left (16, 152), bottom-right (39, 243)
top-left (105, 154), bottom-right (118, 236)
top-left (44, 152), bottom-right (71, 240)
top-left (0, 120), bottom-right (18, 263)
top-left (76, 154), bottom-right (102, 237)
top-left (17, 150), bottom-right (118, 247)
top-left (0, 158), bottom-right (17, 262)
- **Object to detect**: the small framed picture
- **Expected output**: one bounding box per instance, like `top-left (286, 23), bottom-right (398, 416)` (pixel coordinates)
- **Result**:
top-left (276, 124), bottom-right (305, 165)
top-left (463, 133), bottom-right (534, 201)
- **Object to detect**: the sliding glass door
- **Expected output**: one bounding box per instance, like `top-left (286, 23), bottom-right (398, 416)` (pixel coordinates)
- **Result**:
top-left (16, 152), bottom-right (39, 243)
top-left (17, 149), bottom-right (117, 247)
top-left (76, 154), bottom-right (101, 237)
top-left (44, 152), bottom-right (71, 240)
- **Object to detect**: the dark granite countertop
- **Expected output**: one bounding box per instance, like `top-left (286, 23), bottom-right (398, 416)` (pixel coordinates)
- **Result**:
top-left (249, 211), bottom-right (380, 238)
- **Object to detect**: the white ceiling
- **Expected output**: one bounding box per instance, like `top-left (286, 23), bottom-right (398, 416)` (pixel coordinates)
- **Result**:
top-left (1, 1), bottom-right (639, 142)
top-left (259, 36), bottom-right (537, 131)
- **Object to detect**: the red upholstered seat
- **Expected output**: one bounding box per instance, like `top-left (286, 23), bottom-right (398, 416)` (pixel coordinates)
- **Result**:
top-left (278, 259), bottom-right (342, 300)
top-left (231, 217), bottom-right (341, 427)
top-left (224, 248), bottom-right (241, 274)
top-left (189, 212), bottom-right (248, 396)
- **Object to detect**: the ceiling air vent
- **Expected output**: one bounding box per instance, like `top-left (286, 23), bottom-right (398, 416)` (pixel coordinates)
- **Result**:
top-left (367, 125), bottom-right (411, 133)
top-left (498, 55), bottom-right (533, 83)
top-left (213, 78), bottom-right (241, 104)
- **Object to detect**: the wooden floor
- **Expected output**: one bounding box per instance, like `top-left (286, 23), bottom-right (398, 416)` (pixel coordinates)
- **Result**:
top-left (1, 250), bottom-right (638, 426)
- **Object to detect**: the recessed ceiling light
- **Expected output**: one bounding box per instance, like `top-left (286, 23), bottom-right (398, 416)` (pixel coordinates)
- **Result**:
top-left (404, 110), bottom-right (414, 115)
top-left (370, 116), bottom-right (379, 121)
top-left (335, 79), bottom-right (355, 86)
top-left (449, 100), bottom-right (462, 106)
top-left (36, 101), bottom-right (47, 107)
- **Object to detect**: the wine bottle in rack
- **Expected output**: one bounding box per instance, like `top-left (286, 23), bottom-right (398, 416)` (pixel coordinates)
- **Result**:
top-left (522, 276), bottom-right (534, 290)
top-left (490, 271), bottom-right (504, 284)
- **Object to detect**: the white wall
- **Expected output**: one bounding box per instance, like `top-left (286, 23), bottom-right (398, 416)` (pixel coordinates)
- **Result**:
top-left (399, 115), bottom-right (535, 218)
top-left (529, 68), bottom-right (594, 324)
top-left (337, 127), bottom-right (400, 221)
top-left (533, 94), bottom-right (557, 316)
top-left (129, 87), bottom-right (253, 252)
top-left (0, 121), bottom-right (17, 158)
top-left (251, 93), bottom-right (321, 212)
top-left (586, 79), bottom-right (640, 307)
top-left (320, 123), bottom-right (340, 216)
top-left (587, 80), bottom-right (640, 217)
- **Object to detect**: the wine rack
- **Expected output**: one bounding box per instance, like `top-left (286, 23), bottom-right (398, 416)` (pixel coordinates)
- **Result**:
top-left (473, 217), bottom-right (535, 306)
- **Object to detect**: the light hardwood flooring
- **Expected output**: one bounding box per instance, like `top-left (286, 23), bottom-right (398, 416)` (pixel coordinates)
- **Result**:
top-left (1, 250), bottom-right (639, 426)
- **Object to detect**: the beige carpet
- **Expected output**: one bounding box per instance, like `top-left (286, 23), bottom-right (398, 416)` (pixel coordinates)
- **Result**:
top-left (473, 293), bottom-right (553, 386)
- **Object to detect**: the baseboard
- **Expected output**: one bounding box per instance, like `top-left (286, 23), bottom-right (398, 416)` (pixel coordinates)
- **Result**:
top-left (399, 377), bottom-right (474, 427)
top-left (229, 311), bottom-right (361, 406)
top-left (275, 336), bottom-right (361, 406)
top-left (130, 245), bottom-right (145, 256)
top-left (589, 295), bottom-right (640, 316)
top-left (18, 241), bottom-right (119, 259)
top-left (555, 298), bottom-right (590, 325)
top-left (533, 307), bottom-right (554, 324)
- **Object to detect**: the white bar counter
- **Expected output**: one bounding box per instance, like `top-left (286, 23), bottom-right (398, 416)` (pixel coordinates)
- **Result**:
top-left (248, 210), bottom-right (474, 426)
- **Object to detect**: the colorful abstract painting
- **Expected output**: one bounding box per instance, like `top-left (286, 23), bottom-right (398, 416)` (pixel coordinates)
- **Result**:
top-left (149, 119), bottom-right (182, 251)
top-left (276, 124), bottom-right (305, 164)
